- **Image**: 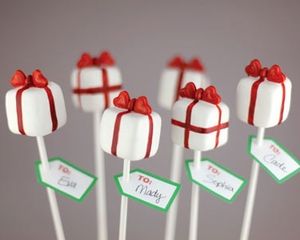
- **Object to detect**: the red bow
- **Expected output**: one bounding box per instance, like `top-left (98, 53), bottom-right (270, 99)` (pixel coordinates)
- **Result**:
top-left (11, 69), bottom-right (48, 88)
top-left (179, 82), bottom-right (221, 104)
top-left (245, 59), bottom-right (286, 83)
top-left (113, 91), bottom-right (152, 115)
top-left (168, 56), bottom-right (205, 71)
top-left (77, 51), bottom-right (115, 68)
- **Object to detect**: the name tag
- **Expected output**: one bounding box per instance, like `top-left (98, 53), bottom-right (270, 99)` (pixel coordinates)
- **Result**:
top-left (248, 136), bottom-right (300, 184)
top-left (35, 157), bottom-right (97, 202)
top-left (185, 158), bottom-right (247, 203)
top-left (114, 169), bottom-right (181, 212)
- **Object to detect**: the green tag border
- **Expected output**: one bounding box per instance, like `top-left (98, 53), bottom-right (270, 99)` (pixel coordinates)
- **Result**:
top-left (35, 157), bottom-right (98, 203)
top-left (114, 168), bottom-right (181, 212)
top-left (185, 158), bottom-right (247, 204)
top-left (247, 135), bottom-right (300, 184)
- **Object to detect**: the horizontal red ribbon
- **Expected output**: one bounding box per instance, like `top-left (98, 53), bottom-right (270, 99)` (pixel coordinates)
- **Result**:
top-left (172, 119), bottom-right (229, 134)
top-left (73, 85), bottom-right (122, 94)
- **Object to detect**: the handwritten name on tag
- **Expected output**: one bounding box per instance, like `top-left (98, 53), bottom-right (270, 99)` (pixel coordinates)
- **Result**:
top-left (185, 159), bottom-right (247, 203)
top-left (248, 136), bottom-right (300, 184)
top-left (114, 169), bottom-right (181, 212)
top-left (35, 157), bottom-right (97, 202)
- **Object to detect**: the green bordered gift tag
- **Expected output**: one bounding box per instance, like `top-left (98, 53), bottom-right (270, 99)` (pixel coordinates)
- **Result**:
top-left (35, 157), bottom-right (97, 202)
top-left (114, 169), bottom-right (181, 212)
top-left (248, 135), bottom-right (300, 184)
top-left (185, 158), bottom-right (247, 203)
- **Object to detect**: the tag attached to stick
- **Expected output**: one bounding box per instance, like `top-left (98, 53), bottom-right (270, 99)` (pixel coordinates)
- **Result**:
top-left (185, 158), bottom-right (247, 203)
top-left (35, 157), bottom-right (97, 202)
top-left (248, 135), bottom-right (300, 184)
top-left (114, 169), bottom-right (181, 212)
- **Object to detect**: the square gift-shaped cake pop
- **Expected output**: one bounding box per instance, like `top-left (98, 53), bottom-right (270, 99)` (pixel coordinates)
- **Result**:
top-left (237, 59), bottom-right (291, 128)
top-left (158, 56), bottom-right (209, 110)
top-left (171, 82), bottom-right (229, 151)
top-left (6, 70), bottom-right (67, 137)
top-left (71, 51), bottom-right (122, 112)
top-left (100, 91), bottom-right (161, 161)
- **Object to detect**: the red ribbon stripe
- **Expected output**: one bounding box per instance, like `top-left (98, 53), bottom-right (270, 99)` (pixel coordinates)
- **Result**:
top-left (74, 68), bottom-right (122, 109)
top-left (16, 85), bottom-right (58, 135)
top-left (172, 101), bottom-right (228, 149)
top-left (111, 110), bottom-right (154, 159)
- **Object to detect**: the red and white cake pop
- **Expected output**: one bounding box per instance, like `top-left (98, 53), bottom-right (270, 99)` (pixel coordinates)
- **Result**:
top-left (100, 91), bottom-right (161, 161)
top-left (237, 59), bottom-right (291, 128)
top-left (6, 69), bottom-right (67, 137)
top-left (158, 56), bottom-right (209, 110)
top-left (71, 51), bottom-right (122, 112)
top-left (171, 82), bottom-right (229, 151)
top-left (5, 69), bottom-right (67, 240)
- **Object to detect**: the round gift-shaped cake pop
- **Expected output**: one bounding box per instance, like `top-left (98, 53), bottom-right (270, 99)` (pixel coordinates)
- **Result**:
top-left (237, 59), bottom-right (292, 128)
top-left (71, 51), bottom-right (123, 112)
top-left (100, 91), bottom-right (161, 161)
top-left (6, 69), bottom-right (67, 137)
top-left (171, 82), bottom-right (229, 151)
top-left (158, 56), bottom-right (209, 110)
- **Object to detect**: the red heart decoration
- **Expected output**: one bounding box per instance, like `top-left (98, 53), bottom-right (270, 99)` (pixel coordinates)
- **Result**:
top-left (202, 86), bottom-right (221, 104)
top-left (195, 88), bottom-right (204, 100)
top-left (267, 65), bottom-right (286, 83)
top-left (168, 56), bottom-right (185, 68)
top-left (32, 69), bottom-right (48, 87)
top-left (77, 53), bottom-right (93, 68)
top-left (113, 91), bottom-right (130, 109)
top-left (179, 82), bottom-right (196, 98)
top-left (134, 96), bottom-right (152, 115)
top-left (97, 51), bottom-right (115, 66)
top-left (11, 70), bottom-right (26, 87)
top-left (188, 58), bottom-right (205, 71)
top-left (245, 59), bottom-right (262, 77)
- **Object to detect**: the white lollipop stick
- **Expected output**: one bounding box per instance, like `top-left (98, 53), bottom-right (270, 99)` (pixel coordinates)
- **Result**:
top-left (240, 127), bottom-right (265, 240)
top-left (188, 150), bottom-right (201, 240)
top-left (94, 112), bottom-right (108, 240)
top-left (119, 159), bottom-right (131, 240)
top-left (36, 136), bottom-right (66, 240)
top-left (165, 144), bottom-right (184, 240)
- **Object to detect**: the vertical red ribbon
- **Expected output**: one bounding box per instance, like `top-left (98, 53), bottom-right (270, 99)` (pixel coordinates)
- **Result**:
top-left (44, 86), bottom-right (58, 131)
top-left (214, 105), bottom-right (222, 148)
top-left (102, 68), bottom-right (110, 108)
top-left (248, 79), bottom-right (264, 125)
top-left (16, 86), bottom-right (58, 135)
top-left (16, 86), bottom-right (30, 135)
top-left (111, 111), bottom-right (153, 159)
top-left (175, 69), bottom-right (185, 101)
top-left (278, 83), bottom-right (286, 124)
top-left (111, 110), bottom-right (130, 156)
top-left (76, 69), bottom-right (82, 109)
top-left (144, 115), bottom-right (154, 158)
top-left (184, 100), bottom-right (198, 148)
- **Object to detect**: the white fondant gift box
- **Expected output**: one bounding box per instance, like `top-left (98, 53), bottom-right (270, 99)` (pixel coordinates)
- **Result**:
top-left (172, 82), bottom-right (229, 151)
top-left (158, 56), bottom-right (209, 110)
top-left (100, 91), bottom-right (161, 161)
top-left (237, 59), bottom-right (292, 128)
top-left (6, 70), bottom-right (67, 137)
top-left (71, 51), bottom-right (123, 112)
